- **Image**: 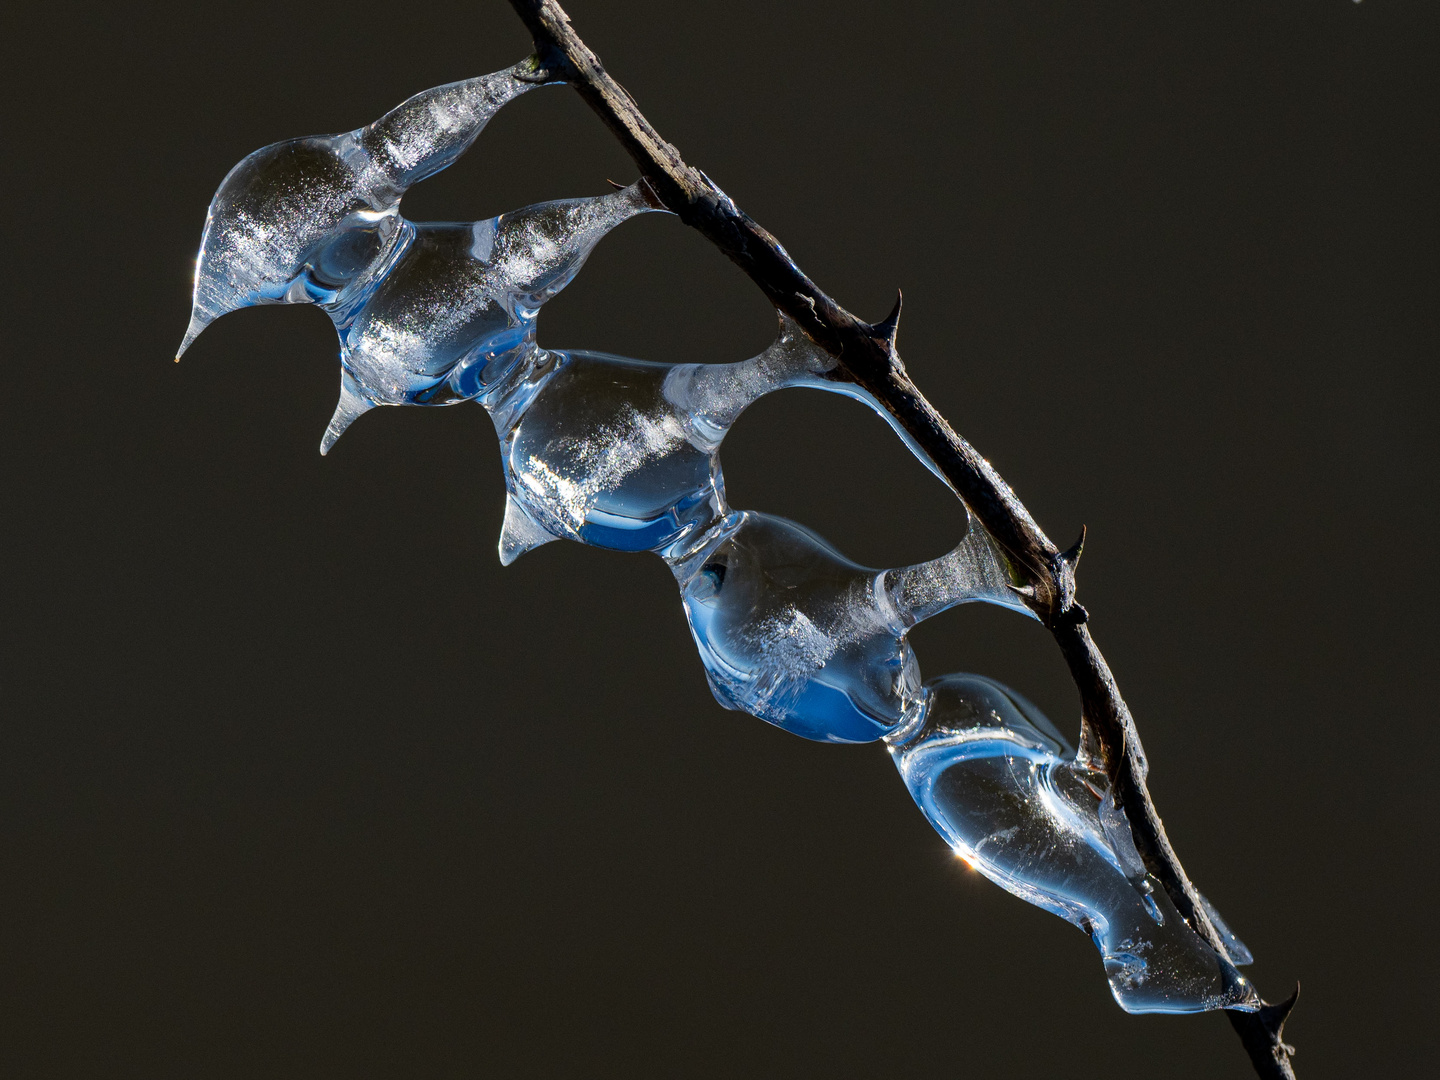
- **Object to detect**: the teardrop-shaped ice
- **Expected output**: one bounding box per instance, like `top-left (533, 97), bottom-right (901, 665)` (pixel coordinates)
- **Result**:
top-left (494, 349), bottom-right (727, 555)
top-left (672, 511), bottom-right (922, 743)
top-left (888, 672), bottom-right (1259, 1014)
top-left (334, 182), bottom-right (664, 415)
top-left (490, 314), bottom-right (836, 557)
top-left (180, 61), bottom-right (542, 357)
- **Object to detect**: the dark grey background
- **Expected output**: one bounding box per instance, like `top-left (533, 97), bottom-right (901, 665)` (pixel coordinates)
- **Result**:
top-left (4, 1), bottom-right (1435, 1076)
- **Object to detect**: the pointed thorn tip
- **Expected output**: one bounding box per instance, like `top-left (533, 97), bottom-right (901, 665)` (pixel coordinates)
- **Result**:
top-left (1262, 983), bottom-right (1301, 1028)
top-left (872, 289), bottom-right (903, 344)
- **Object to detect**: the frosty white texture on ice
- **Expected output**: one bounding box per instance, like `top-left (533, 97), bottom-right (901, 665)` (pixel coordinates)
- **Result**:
top-left (180, 62), bottom-right (542, 360)
top-left (180, 61), bottom-right (1257, 1017)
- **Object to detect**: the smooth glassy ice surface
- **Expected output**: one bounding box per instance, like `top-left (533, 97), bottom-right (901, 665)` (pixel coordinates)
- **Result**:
top-left (180, 60), bottom-right (1254, 1015)
top-left (494, 349), bottom-right (725, 557)
top-left (673, 511), bottom-right (922, 743)
top-left (888, 673), bottom-right (1257, 1013)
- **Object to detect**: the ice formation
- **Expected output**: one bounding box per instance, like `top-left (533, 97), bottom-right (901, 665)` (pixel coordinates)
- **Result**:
top-left (889, 674), bottom-right (1254, 1012)
top-left (180, 63), bottom-right (1257, 1016)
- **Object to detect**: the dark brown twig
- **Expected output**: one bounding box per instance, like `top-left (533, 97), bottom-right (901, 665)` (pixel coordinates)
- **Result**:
top-left (506, 2), bottom-right (1297, 1074)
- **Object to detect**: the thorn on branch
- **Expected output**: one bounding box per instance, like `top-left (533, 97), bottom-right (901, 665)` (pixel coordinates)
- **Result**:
top-left (1059, 524), bottom-right (1086, 569)
top-left (1049, 526), bottom-right (1086, 628)
top-left (870, 289), bottom-right (903, 348)
top-left (1261, 983), bottom-right (1301, 1050)
top-left (1229, 982), bottom-right (1300, 1077)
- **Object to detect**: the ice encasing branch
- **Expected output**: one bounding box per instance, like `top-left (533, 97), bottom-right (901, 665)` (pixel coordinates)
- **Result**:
top-left (505, 1), bottom-right (1297, 1075)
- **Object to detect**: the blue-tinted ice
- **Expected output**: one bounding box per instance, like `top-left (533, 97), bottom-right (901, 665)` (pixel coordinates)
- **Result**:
top-left (888, 673), bottom-right (1255, 1012)
top-left (671, 511), bottom-right (1026, 744)
top-left (180, 62), bottom-right (1258, 1016)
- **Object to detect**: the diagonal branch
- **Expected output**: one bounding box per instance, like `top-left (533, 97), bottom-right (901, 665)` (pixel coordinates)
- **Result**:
top-left (506, 2), bottom-right (1298, 1075)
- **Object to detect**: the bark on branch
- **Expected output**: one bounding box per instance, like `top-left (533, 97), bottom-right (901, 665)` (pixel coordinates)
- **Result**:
top-left (505, 2), bottom-right (1298, 1075)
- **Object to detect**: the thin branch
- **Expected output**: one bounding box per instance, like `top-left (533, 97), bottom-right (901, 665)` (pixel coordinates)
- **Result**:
top-left (505, 2), bottom-right (1297, 1075)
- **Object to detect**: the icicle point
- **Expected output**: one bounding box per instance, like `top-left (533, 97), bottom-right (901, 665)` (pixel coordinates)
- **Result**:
top-left (175, 307), bottom-right (213, 361)
top-left (320, 372), bottom-right (375, 455)
top-left (498, 494), bottom-right (556, 566)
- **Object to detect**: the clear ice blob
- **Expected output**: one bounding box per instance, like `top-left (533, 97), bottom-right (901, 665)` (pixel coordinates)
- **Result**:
top-left (887, 672), bottom-right (1259, 1014)
top-left (670, 513), bottom-right (1030, 744)
top-left (179, 61), bottom-right (542, 357)
top-left (490, 315), bottom-right (840, 560)
top-left (491, 348), bottom-right (727, 558)
top-left (324, 182), bottom-right (665, 450)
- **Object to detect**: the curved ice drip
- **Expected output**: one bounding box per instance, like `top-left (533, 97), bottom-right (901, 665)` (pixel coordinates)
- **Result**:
top-left (669, 512), bottom-right (1032, 744)
top-left (888, 673), bottom-right (1257, 1013)
top-left (179, 60), bottom-right (1254, 1016)
top-left (490, 315), bottom-right (842, 560)
top-left (179, 61), bottom-right (543, 357)
top-left (492, 349), bottom-right (726, 558)
top-left (324, 183), bottom-right (664, 450)
top-left (672, 512), bottom-right (918, 743)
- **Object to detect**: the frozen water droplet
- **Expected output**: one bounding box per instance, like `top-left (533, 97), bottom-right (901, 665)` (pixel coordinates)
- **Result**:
top-left (674, 511), bottom-right (921, 744)
top-left (497, 350), bottom-right (725, 555)
top-left (182, 63), bottom-right (541, 362)
top-left (331, 183), bottom-right (662, 411)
